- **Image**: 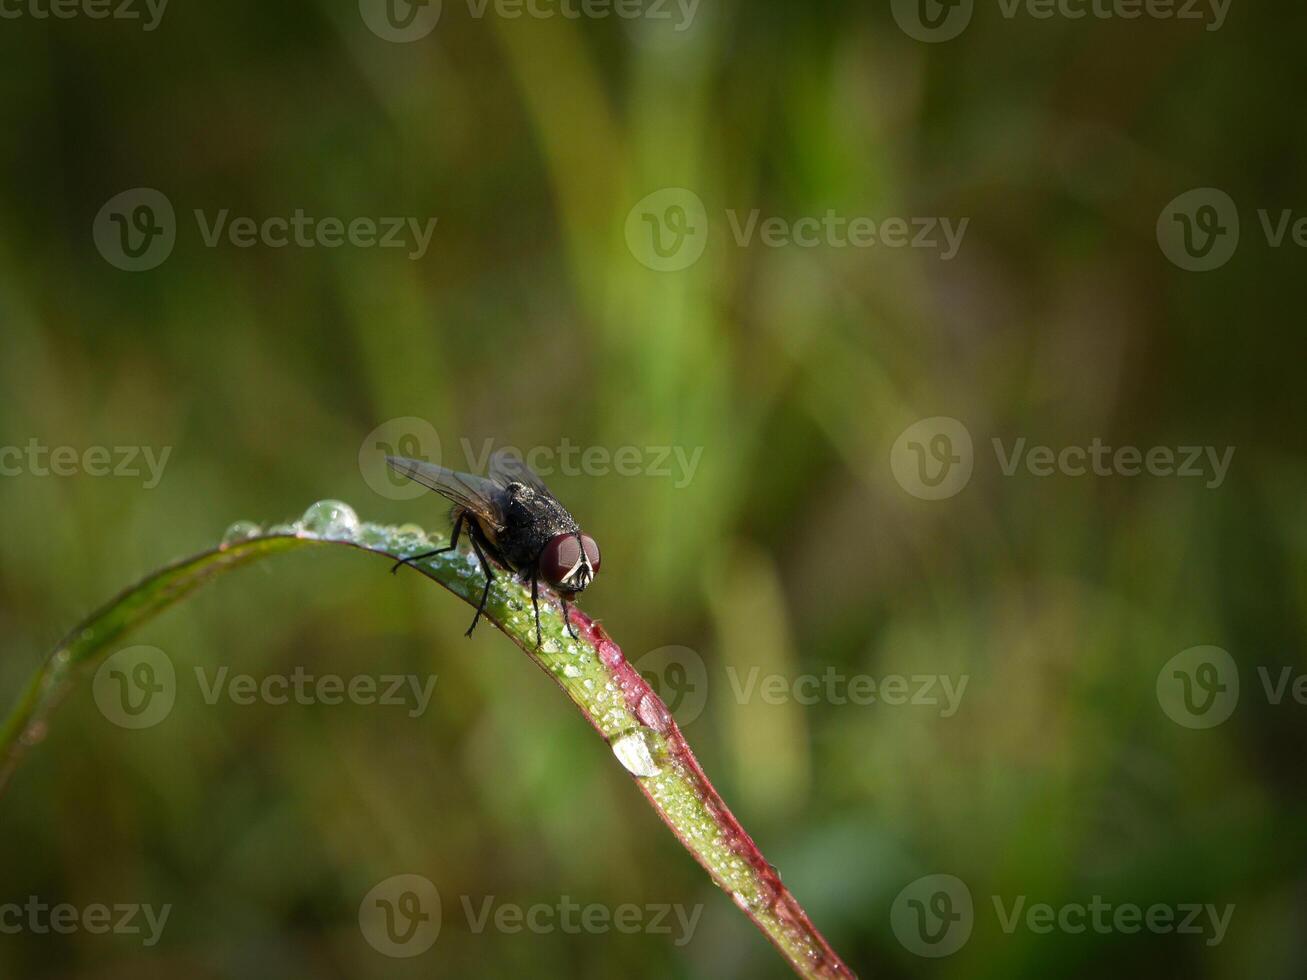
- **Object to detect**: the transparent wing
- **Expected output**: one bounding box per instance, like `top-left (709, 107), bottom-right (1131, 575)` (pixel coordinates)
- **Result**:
top-left (385, 456), bottom-right (507, 528)
top-left (487, 448), bottom-right (551, 495)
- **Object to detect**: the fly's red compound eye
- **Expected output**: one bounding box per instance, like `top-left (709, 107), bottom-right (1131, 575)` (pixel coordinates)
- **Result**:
top-left (580, 534), bottom-right (601, 573)
top-left (541, 533), bottom-right (583, 587)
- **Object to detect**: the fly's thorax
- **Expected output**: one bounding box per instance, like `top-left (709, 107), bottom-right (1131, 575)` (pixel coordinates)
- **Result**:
top-left (498, 483), bottom-right (580, 572)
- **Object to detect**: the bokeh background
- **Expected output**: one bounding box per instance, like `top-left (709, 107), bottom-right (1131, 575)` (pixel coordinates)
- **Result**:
top-left (2, 1), bottom-right (1305, 977)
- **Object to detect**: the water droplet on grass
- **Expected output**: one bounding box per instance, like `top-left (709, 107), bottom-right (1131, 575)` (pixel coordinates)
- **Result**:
top-left (395, 522), bottom-right (427, 542)
top-left (636, 693), bottom-right (672, 732)
top-left (299, 500), bottom-right (360, 539)
top-left (610, 729), bottom-right (662, 777)
top-left (221, 520), bottom-right (262, 548)
top-left (356, 522), bottom-right (389, 546)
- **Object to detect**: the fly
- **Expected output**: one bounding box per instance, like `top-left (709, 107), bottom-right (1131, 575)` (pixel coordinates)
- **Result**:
top-left (386, 451), bottom-right (601, 647)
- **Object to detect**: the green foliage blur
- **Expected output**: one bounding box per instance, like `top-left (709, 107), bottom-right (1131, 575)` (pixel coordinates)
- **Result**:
top-left (2, 1), bottom-right (1305, 977)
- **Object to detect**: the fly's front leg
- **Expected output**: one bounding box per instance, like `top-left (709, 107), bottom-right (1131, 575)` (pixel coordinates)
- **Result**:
top-left (391, 512), bottom-right (465, 574)
top-left (465, 533), bottom-right (495, 638)
top-left (531, 573), bottom-right (542, 648)
top-left (560, 597), bottom-right (579, 641)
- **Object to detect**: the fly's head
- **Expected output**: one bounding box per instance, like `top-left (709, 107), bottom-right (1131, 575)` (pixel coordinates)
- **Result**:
top-left (539, 532), bottom-right (601, 594)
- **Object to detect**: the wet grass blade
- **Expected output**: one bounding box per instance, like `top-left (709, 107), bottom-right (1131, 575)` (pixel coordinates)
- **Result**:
top-left (0, 510), bottom-right (856, 979)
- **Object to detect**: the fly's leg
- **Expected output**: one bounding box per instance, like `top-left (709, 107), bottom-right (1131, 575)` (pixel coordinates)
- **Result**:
top-left (465, 533), bottom-right (495, 638)
top-left (560, 597), bottom-right (579, 641)
top-left (531, 574), bottom-right (542, 648)
top-left (391, 512), bottom-right (464, 574)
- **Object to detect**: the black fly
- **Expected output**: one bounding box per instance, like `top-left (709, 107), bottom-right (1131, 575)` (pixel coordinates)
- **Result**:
top-left (386, 451), bottom-right (601, 647)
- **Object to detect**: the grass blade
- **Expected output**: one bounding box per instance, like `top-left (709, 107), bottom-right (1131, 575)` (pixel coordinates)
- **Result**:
top-left (0, 509), bottom-right (856, 979)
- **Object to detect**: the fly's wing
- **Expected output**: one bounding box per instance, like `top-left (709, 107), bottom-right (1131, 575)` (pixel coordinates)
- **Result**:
top-left (487, 448), bottom-right (552, 496)
top-left (385, 456), bottom-right (507, 530)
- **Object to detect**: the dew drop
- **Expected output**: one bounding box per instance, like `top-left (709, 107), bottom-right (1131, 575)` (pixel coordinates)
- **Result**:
top-left (636, 693), bottom-right (672, 732)
top-left (357, 522), bottom-right (389, 546)
top-left (562, 664), bottom-right (582, 678)
top-left (299, 500), bottom-right (360, 539)
top-left (395, 522), bottom-right (427, 543)
top-left (221, 520), bottom-right (262, 548)
top-left (610, 729), bottom-right (663, 777)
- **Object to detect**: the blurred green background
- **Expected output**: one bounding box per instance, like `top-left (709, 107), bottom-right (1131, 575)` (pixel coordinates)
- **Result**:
top-left (2, 1), bottom-right (1305, 977)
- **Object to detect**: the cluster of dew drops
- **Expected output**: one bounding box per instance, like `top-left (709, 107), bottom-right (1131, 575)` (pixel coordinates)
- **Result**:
top-left (223, 499), bottom-right (410, 549)
top-left (217, 503), bottom-right (736, 859)
top-left (219, 500), bottom-right (495, 601)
